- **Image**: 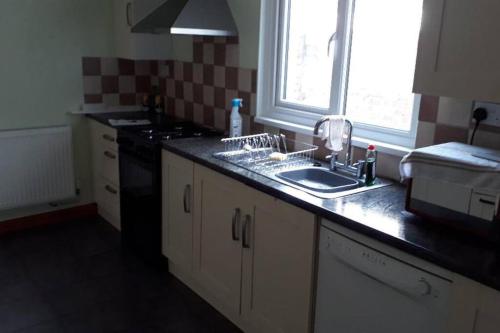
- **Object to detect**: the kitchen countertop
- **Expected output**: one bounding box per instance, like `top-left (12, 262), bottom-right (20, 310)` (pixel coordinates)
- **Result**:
top-left (162, 136), bottom-right (500, 291)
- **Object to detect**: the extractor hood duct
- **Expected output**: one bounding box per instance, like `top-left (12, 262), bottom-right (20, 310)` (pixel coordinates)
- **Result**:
top-left (131, 0), bottom-right (238, 37)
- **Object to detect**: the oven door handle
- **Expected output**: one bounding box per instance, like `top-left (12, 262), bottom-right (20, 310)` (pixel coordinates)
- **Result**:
top-left (183, 184), bottom-right (191, 213)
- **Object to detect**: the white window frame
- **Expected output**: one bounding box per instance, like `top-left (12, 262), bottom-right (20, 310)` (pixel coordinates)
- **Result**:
top-left (256, 0), bottom-right (421, 152)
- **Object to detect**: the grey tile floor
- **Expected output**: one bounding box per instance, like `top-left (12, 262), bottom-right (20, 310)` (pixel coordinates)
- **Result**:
top-left (0, 218), bottom-right (241, 333)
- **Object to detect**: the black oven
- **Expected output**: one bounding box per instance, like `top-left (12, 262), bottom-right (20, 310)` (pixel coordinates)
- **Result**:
top-left (116, 118), bottom-right (220, 267)
top-left (118, 132), bottom-right (163, 266)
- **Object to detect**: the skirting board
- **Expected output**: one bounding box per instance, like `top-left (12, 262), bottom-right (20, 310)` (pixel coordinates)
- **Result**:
top-left (0, 203), bottom-right (98, 236)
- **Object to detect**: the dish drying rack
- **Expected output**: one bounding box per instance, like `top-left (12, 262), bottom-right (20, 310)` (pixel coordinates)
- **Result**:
top-left (213, 133), bottom-right (318, 173)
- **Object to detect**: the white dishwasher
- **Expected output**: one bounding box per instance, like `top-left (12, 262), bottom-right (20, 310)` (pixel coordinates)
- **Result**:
top-left (315, 224), bottom-right (452, 333)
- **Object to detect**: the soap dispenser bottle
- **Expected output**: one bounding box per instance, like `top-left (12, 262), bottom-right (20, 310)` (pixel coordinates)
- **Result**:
top-left (230, 98), bottom-right (243, 137)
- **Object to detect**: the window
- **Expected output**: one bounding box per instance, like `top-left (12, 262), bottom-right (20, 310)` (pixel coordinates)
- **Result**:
top-left (257, 0), bottom-right (424, 149)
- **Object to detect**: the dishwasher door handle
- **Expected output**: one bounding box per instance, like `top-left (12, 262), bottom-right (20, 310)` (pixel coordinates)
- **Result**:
top-left (329, 249), bottom-right (432, 298)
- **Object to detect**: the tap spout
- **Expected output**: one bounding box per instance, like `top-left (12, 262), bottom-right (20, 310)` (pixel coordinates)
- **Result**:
top-left (313, 117), bottom-right (330, 135)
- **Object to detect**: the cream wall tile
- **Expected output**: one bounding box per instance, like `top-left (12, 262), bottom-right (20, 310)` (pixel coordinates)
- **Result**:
top-left (472, 130), bottom-right (500, 150)
top-left (101, 58), bottom-right (118, 75)
top-left (238, 69), bottom-right (252, 92)
top-left (103, 94), bottom-right (119, 107)
top-left (415, 121), bottom-right (436, 148)
top-left (193, 104), bottom-right (204, 124)
top-left (119, 76), bottom-right (135, 93)
top-left (226, 44), bottom-right (239, 67)
top-left (83, 76), bottom-right (101, 94)
top-left (214, 108), bottom-right (226, 130)
top-left (214, 66), bottom-right (226, 88)
top-left (437, 97), bottom-right (473, 128)
top-left (376, 153), bottom-right (403, 181)
top-left (203, 44), bottom-right (215, 65)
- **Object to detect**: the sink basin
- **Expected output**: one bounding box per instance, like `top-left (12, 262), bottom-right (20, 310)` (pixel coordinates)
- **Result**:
top-left (275, 168), bottom-right (361, 194)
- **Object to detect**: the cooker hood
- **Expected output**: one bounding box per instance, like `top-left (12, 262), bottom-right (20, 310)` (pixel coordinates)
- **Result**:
top-left (131, 0), bottom-right (238, 36)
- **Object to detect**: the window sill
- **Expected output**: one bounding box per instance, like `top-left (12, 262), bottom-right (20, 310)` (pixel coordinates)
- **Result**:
top-left (255, 116), bottom-right (412, 158)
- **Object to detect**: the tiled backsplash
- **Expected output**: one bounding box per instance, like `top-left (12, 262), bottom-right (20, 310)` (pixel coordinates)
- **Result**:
top-left (165, 36), bottom-right (258, 133)
top-left (416, 95), bottom-right (500, 150)
top-left (81, 37), bottom-right (500, 180)
top-left (82, 57), bottom-right (169, 106)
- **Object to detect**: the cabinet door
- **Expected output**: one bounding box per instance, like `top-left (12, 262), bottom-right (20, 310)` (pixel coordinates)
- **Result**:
top-left (414, 0), bottom-right (500, 102)
top-left (193, 165), bottom-right (251, 323)
top-left (473, 285), bottom-right (500, 333)
top-left (162, 151), bottom-right (194, 271)
top-left (242, 191), bottom-right (317, 333)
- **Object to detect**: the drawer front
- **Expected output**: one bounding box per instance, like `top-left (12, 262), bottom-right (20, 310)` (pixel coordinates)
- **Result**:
top-left (98, 147), bottom-right (120, 185)
top-left (469, 192), bottom-right (498, 221)
top-left (95, 178), bottom-right (121, 223)
top-left (90, 120), bottom-right (118, 152)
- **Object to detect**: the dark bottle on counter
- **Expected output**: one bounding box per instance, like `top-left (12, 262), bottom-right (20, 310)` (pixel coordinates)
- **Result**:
top-left (365, 144), bottom-right (377, 186)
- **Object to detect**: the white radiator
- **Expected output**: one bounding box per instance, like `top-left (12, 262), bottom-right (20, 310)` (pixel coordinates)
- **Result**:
top-left (0, 126), bottom-right (76, 210)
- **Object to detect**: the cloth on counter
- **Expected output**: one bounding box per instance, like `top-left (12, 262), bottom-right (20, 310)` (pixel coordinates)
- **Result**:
top-left (319, 115), bottom-right (346, 152)
top-left (400, 142), bottom-right (500, 194)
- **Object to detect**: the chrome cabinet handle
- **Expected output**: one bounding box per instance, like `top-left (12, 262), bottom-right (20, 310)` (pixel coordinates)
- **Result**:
top-left (183, 184), bottom-right (191, 213)
top-left (242, 214), bottom-right (251, 248)
top-left (126, 2), bottom-right (132, 27)
top-left (232, 208), bottom-right (241, 241)
top-left (103, 151), bottom-right (116, 159)
top-left (102, 134), bottom-right (115, 143)
top-left (105, 185), bottom-right (117, 195)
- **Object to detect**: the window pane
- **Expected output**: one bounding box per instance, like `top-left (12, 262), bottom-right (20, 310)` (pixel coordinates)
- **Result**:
top-left (280, 0), bottom-right (338, 109)
top-left (345, 0), bottom-right (423, 131)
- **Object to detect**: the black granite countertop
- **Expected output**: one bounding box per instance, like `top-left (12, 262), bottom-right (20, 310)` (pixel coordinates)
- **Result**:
top-left (162, 137), bottom-right (500, 291)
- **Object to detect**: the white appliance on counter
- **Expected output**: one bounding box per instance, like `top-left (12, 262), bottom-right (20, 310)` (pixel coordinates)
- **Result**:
top-left (400, 142), bottom-right (499, 240)
top-left (400, 142), bottom-right (500, 223)
top-left (315, 222), bottom-right (452, 333)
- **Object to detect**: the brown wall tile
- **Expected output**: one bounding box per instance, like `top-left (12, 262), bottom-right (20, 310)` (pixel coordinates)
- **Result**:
top-left (101, 76), bottom-right (119, 94)
top-left (225, 67), bottom-right (238, 90)
top-left (118, 59), bottom-right (135, 75)
top-left (434, 124), bottom-right (469, 144)
top-left (82, 57), bottom-right (101, 75)
top-left (203, 65), bottom-right (214, 86)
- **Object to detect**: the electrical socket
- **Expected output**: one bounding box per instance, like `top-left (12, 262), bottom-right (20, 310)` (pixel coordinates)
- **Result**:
top-left (474, 102), bottom-right (500, 127)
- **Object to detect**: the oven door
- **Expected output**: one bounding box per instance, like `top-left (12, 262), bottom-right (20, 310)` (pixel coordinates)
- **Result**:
top-left (118, 143), bottom-right (162, 264)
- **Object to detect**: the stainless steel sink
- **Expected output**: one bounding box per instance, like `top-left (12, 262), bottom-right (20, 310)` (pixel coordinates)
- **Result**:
top-left (272, 167), bottom-right (389, 199)
top-left (276, 168), bottom-right (361, 193)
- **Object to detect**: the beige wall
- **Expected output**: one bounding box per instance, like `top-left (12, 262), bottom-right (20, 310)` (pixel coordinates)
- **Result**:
top-left (170, 0), bottom-right (261, 69)
top-left (0, 0), bottom-right (115, 221)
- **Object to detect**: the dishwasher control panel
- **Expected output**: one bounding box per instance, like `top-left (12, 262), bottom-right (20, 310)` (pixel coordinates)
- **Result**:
top-left (321, 226), bottom-right (451, 301)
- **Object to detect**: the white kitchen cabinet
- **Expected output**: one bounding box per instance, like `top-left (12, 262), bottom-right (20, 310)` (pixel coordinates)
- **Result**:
top-left (112, 0), bottom-right (172, 60)
top-left (192, 163), bottom-right (317, 332)
top-left (414, 0), bottom-right (500, 102)
top-left (193, 164), bottom-right (253, 324)
top-left (89, 119), bottom-right (121, 230)
top-left (161, 151), bottom-right (194, 276)
top-left (241, 192), bottom-right (316, 333)
top-left (472, 285), bottom-right (500, 333)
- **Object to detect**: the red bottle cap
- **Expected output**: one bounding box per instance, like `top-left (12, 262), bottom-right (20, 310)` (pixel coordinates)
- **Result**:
top-left (367, 144), bottom-right (376, 150)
